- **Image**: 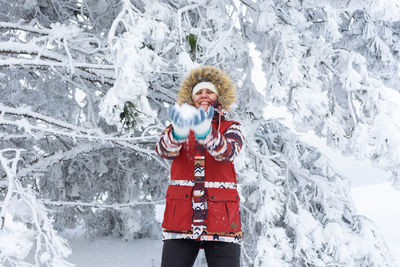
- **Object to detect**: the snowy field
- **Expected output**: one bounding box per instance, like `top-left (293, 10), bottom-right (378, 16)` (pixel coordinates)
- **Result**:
top-left (66, 237), bottom-right (163, 267)
top-left (66, 236), bottom-right (215, 266)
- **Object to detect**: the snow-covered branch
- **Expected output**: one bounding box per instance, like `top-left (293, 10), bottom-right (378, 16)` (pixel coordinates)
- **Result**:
top-left (41, 199), bottom-right (165, 209)
top-left (0, 22), bottom-right (51, 35)
top-left (0, 42), bottom-right (113, 70)
top-left (0, 149), bottom-right (72, 266)
top-left (177, 4), bottom-right (200, 47)
top-left (238, 0), bottom-right (259, 12)
top-left (0, 104), bottom-right (157, 143)
top-left (15, 143), bottom-right (109, 179)
top-left (0, 41), bottom-right (115, 84)
top-left (251, 1), bottom-right (400, 187)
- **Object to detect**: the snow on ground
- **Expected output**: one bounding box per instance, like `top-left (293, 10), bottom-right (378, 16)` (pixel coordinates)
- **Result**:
top-left (66, 237), bottom-right (162, 267)
top-left (66, 236), bottom-right (211, 267)
top-left (351, 183), bottom-right (400, 265)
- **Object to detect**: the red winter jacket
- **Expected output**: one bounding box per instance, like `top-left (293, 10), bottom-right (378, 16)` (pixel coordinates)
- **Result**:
top-left (156, 113), bottom-right (244, 243)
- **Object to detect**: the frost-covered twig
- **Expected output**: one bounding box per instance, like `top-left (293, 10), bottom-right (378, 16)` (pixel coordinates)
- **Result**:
top-left (0, 41), bottom-right (115, 84)
top-left (0, 104), bottom-right (157, 143)
top-left (0, 57), bottom-right (114, 73)
top-left (16, 143), bottom-right (108, 179)
top-left (107, 0), bottom-right (141, 44)
top-left (113, 140), bottom-right (170, 170)
top-left (0, 149), bottom-right (23, 229)
top-left (238, 0), bottom-right (259, 12)
top-left (0, 42), bottom-right (113, 69)
top-left (41, 199), bottom-right (165, 209)
top-left (0, 149), bottom-right (72, 266)
top-left (0, 22), bottom-right (50, 35)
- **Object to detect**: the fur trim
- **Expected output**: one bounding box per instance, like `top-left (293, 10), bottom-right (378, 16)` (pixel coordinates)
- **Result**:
top-left (177, 66), bottom-right (236, 111)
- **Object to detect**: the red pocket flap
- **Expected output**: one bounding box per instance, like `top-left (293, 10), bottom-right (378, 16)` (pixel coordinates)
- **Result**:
top-left (207, 188), bottom-right (240, 202)
top-left (165, 185), bottom-right (192, 200)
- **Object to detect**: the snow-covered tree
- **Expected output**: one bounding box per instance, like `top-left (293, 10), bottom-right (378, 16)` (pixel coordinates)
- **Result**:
top-left (245, 0), bottom-right (400, 188)
top-left (0, 0), bottom-right (399, 265)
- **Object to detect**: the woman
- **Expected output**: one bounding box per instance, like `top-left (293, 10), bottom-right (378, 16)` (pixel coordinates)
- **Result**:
top-left (156, 66), bottom-right (244, 267)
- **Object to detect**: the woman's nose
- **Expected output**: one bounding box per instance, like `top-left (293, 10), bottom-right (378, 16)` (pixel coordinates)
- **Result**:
top-left (200, 90), bottom-right (208, 97)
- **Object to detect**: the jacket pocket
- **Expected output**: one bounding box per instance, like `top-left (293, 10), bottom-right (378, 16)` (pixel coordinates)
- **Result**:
top-left (207, 188), bottom-right (241, 233)
top-left (162, 185), bottom-right (192, 231)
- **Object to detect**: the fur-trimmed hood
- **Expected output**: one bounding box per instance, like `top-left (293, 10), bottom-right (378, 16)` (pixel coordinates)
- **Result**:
top-left (177, 66), bottom-right (236, 111)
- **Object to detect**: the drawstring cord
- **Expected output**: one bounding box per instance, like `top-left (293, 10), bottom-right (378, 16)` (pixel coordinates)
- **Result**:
top-left (217, 106), bottom-right (222, 132)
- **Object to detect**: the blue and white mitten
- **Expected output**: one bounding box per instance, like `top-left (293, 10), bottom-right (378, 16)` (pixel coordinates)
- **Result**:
top-left (169, 106), bottom-right (191, 140)
top-left (192, 106), bottom-right (214, 139)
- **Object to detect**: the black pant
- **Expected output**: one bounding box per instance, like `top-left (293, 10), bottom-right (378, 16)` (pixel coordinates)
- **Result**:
top-left (161, 239), bottom-right (240, 267)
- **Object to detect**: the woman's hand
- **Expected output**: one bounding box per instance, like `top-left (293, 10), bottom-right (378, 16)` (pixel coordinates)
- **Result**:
top-left (169, 106), bottom-right (191, 139)
top-left (169, 104), bottom-right (214, 140)
top-left (192, 105), bottom-right (214, 139)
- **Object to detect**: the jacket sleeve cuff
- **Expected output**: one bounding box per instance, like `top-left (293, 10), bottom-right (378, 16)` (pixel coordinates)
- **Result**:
top-left (194, 126), bottom-right (211, 140)
top-left (169, 128), bottom-right (188, 144)
top-left (172, 130), bottom-right (188, 140)
top-left (196, 126), bottom-right (217, 145)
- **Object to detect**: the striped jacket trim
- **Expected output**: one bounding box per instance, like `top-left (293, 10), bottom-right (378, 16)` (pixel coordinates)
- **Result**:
top-left (162, 230), bottom-right (242, 244)
top-left (170, 180), bottom-right (237, 189)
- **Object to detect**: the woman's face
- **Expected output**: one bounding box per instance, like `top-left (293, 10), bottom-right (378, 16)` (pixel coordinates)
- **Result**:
top-left (192, 88), bottom-right (218, 111)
